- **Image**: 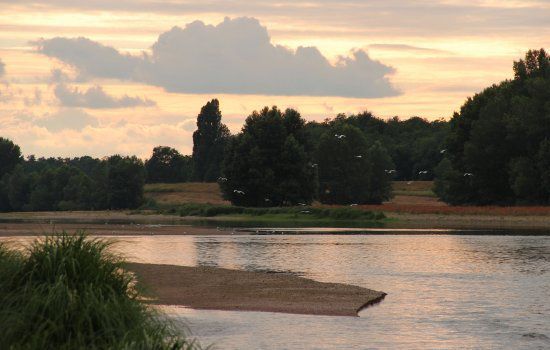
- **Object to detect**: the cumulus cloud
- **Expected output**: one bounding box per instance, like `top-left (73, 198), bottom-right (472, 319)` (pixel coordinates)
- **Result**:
top-left (35, 17), bottom-right (399, 98)
top-left (54, 83), bottom-right (156, 109)
top-left (35, 108), bottom-right (99, 132)
top-left (24, 88), bottom-right (42, 106)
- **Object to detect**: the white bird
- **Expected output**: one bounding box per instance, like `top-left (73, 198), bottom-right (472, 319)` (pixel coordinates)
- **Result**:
top-left (218, 177), bottom-right (228, 182)
top-left (233, 190), bottom-right (245, 195)
top-left (355, 155), bottom-right (362, 158)
top-left (440, 149), bottom-right (447, 154)
top-left (264, 198), bottom-right (271, 202)
top-left (385, 169), bottom-right (396, 174)
top-left (464, 173), bottom-right (474, 177)
top-left (418, 170), bottom-right (428, 175)
top-left (407, 181), bottom-right (413, 185)
top-left (311, 163), bottom-right (318, 168)
top-left (335, 134), bottom-right (346, 139)
top-left (300, 210), bottom-right (311, 214)
top-left (350, 203), bottom-right (358, 206)
top-left (298, 203), bottom-right (307, 206)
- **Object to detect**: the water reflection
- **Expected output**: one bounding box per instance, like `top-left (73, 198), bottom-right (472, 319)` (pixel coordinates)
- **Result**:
top-left (2, 233), bottom-right (549, 349)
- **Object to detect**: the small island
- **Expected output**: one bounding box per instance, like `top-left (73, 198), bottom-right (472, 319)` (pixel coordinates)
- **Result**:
top-left (128, 262), bottom-right (386, 317)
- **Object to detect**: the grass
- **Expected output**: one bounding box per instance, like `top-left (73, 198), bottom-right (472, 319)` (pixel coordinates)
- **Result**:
top-left (144, 182), bottom-right (227, 205)
top-left (158, 203), bottom-right (385, 222)
top-left (392, 181), bottom-right (436, 197)
top-left (0, 233), bottom-right (201, 350)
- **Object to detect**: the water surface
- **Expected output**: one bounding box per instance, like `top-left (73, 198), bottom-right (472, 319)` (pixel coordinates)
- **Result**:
top-left (3, 233), bottom-right (549, 349)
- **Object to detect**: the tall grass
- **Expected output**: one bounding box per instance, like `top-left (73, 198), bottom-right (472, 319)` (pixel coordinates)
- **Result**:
top-left (0, 233), bottom-right (200, 350)
top-left (170, 203), bottom-right (385, 220)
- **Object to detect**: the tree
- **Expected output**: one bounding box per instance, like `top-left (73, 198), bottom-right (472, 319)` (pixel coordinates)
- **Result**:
top-left (436, 49), bottom-right (550, 205)
top-left (0, 137), bottom-right (22, 179)
top-left (220, 106), bottom-right (316, 206)
top-left (192, 99), bottom-right (230, 182)
top-left (317, 123), bottom-right (393, 204)
top-left (106, 156), bottom-right (145, 209)
top-left (145, 146), bottom-right (192, 183)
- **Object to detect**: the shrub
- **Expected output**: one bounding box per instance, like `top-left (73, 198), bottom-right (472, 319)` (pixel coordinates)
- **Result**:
top-left (0, 233), bottom-right (200, 350)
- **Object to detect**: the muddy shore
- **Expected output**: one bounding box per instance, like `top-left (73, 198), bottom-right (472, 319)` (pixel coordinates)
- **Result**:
top-left (127, 263), bottom-right (386, 317)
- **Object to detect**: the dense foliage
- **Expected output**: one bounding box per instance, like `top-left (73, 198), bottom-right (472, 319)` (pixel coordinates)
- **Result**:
top-left (0, 137), bottom-right (22, 178)
top-left (0, 150), bottom-right (146, 211)
top-left (305, 113), bottom-right (448, 181)
top-left (145, 146), bottom-right (193, 183)
top-left (317, 123), bottom-right (393, 204)
top-left (192, 99), bottom-right (230, 182)
top-left (434, 49), bottom-right (550, 205)
top-left (0, 233), bottom-right (199, 349)
top-left (220, 106), bottom-right (316, 206)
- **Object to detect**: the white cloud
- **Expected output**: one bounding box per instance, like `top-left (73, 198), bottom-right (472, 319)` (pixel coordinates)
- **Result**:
top-left (35, 108), bottom-right (99, 132)
top-left (54, 83), bottom-right (156, 109)
top-left (35, 17), bottom-right (399, 98)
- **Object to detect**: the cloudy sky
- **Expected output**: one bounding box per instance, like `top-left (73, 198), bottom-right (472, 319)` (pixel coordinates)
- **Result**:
top-left (0, 0), bottom-right (548, 158)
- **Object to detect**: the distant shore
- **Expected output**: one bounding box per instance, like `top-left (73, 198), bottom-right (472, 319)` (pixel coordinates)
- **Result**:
top-left (1, 209), bottom-right (550, 234)
top-left (127, 262), bottom-right (386, 317)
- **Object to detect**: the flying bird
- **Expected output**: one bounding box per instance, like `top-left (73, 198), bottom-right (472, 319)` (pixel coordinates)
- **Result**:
top-left (355, 155), bottom-right (362, 158)
top-left (418, 170), bottom-right (428, 175)
top-left (440, 149), bottom-right (447, 154)
top-left (233, 190), bottom-right (245, 195)
top-left (218, 177), bottom-right (227, 182)
top-left (385, 169), bottom-right (396, 174)
top-left (335, 134), bottom-right (346, 139)
top-left (464, 173), bottom-right (474, 177)
top-left (349, 203), bottom-right (358, 206)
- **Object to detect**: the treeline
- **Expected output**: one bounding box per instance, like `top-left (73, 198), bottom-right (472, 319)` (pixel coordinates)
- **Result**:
top-left (0, 143), bottom-right (145, 211)
top-left (435, 48), bottom-right (550, 205)
top-left (1, 49), bottom-right (547, 210)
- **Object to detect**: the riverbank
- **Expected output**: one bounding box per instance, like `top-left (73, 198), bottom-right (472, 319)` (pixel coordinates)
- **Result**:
top-left (128, 262), bottom-right (386, 317)
top-left (1, 208), bottom-right (550, 232)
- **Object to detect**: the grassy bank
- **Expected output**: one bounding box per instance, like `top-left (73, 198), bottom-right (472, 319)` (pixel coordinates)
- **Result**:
top-left (147, 203), bottom-right (387, 227)
top-left (0, 233), bottom-right (200, 349)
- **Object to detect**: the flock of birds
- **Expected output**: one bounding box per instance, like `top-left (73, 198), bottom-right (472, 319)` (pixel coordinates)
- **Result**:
top-left (219, 146), bottom-right (474, 199)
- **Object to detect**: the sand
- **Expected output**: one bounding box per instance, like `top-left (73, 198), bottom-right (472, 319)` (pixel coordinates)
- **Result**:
top-left (127, 263), bottom-right (386, 317)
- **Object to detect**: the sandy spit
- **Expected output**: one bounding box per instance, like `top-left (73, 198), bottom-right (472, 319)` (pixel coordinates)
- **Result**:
top-left (127, 263), bottom-right (386, 317)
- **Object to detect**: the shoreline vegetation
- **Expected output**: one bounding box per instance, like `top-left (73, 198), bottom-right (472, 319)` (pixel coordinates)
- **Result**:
top-left (0, 233), bottom-right (202, 349)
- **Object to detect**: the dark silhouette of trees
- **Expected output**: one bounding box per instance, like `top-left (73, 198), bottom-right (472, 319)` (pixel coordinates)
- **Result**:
top-left (318, 123), bottom-right (393, 204)
top-left (220, 106), bottom-right (316, 206)
top-left (0, 137), bottom-right (22, 179)
top-left (192, 99), bottom-right (230, 182)
top-left (0, 138), bottom-right (147, 211)
top-left (434, 49), bottom-right (550, 205)
top-left (304, 113), bottom-right (448, 181)
top-left (145, 146), bottom-right (192, 183)
top-left (106, 155), bottom-right (145, 209)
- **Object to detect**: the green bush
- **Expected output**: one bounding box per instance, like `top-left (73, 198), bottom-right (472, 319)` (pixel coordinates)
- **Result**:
top-left (0, 233), bottom-right (200, 350)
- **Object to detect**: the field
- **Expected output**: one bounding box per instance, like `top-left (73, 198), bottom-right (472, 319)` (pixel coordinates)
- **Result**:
top-left (144, 181), bottom-right (550, 222)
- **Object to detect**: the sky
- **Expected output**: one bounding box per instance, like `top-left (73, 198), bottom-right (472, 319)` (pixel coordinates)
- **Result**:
top-left (0, 0), bottom-right (548, 158)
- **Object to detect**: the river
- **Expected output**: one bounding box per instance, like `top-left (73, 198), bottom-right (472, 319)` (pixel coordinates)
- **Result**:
top-left (3, 232), bottom-right (549, 349)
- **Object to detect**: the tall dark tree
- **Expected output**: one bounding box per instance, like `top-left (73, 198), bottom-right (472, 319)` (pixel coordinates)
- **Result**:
top-left (435, 49), bottom-right (550, 205)
top-left (145, 146), bottom-right (192, 183)
top-left (106, 156), bottom-right (145, 209)
top-left (220, 106), bottom-right (316, 206)
top-left (0, 137), bottom-right (22, 179)
top-left (318, 123), bottom-right (393, 204)
top-left (192, 99), bottom-right (230, 182)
